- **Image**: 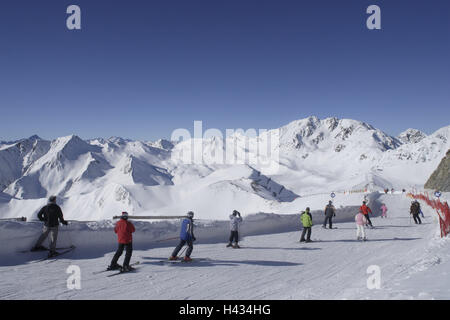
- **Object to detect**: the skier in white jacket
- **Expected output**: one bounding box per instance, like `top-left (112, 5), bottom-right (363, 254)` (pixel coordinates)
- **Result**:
top-left (227, 210), bottom-right (243, 248)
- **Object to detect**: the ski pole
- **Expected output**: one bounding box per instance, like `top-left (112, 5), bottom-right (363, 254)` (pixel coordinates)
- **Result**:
top-left (179, 245), bottom-right (188, 257)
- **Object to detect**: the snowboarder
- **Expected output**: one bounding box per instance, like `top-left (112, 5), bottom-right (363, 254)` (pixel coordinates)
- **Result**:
top-left (322, 201), bottom-right (336, 229)
top-left (410, 201), bottom-right (422, 224)
top-left (300, 207), bottom-right (313, 242)
top-left (169, 211), bottom-right (196, 262)
top-left (359, 201), bottom-right (374, 228)
top-left (31, 196), bottom-right (68, 258)
top-left (227, 210), bottom-right (243, 248)
top-left (380, 203), bottom-right (388, 218)
top-left (355, 209), bottom-right (368, 241)
top-left (108, 212), bottom-right (136, 272)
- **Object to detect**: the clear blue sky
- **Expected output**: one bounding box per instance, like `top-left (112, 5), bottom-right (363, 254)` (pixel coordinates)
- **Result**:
top-left (0, 0), bottom-right (449, 141)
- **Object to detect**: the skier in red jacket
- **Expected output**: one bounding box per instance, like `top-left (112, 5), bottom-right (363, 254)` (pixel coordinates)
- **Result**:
top-left (359, 201), bottom-right (374, 228)
top-left (108, 212), bottom-right (135, 272)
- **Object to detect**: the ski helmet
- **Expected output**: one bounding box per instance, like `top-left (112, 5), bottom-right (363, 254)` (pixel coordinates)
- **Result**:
top-left (187, 211), bottom-right (194, 218)
top-left (305, 207), bottom-right (310, 212)
top-left (48, 196), bottom-right (57, 204)
top-left (121, 212), bottom-right (129, 220)
top-left (232, 210), bottom-right (239, 216)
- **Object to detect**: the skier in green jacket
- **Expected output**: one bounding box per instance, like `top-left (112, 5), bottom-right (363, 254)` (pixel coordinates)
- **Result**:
top-left (300, 207), bottom-right (313, 243)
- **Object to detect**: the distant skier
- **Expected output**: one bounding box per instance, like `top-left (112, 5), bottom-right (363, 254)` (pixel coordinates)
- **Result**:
top-left (108, 212), bottom-right (136, 272)
top-left (227, 210), bottom-right (243, 248)
top-left (417, 201), bottom-right (425, 218)
top-left (359, 201), bottom-right (374, 228)
top-left (169, 211), bottom-right (196, 262)
top-left (355, 209), bottom-right (368, 241)
top-left (380, 203), bottom-right (388, 218)
top-left (300, 207), bottom-right (313, 242)
top-left (322, 201), bottom-right (336, 229)
top-left (410, 201), bottom-right (422, 224)
top-left (31, 196), bottom-right (68, 258)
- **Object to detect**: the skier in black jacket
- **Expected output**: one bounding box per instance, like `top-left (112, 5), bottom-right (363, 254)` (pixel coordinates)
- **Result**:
top-left (410, 200), bottom-right (422, 224)
top-left (322, 201), bottom-right (336, 229)
top-left (31, 196), bottom-right (68, 257)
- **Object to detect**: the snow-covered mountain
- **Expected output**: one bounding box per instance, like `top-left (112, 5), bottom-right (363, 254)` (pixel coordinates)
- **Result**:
top-left (0, 116), bottom-right (448, 221)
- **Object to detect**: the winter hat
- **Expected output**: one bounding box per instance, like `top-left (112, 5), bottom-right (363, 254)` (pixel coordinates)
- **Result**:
top-left (187, 211), bottom-right (194, 218)
top-left (305, 207), bottom-right (310, 212)
top-left (121, 212), bottom-right (129, 219)
top-left (328, 200), bottom-right (333, 205)
top-left (48, 196), bottom-right (57, 204)
top-left (232, 210), bottom-right (240, 216)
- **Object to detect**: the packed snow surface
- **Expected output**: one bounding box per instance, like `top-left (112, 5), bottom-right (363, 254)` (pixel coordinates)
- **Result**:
top-left (1, 193), bottom-right (450, 300)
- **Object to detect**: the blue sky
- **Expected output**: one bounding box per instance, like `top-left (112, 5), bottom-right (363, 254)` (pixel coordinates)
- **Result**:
top-left (0, 0), bottom-right (449, 141)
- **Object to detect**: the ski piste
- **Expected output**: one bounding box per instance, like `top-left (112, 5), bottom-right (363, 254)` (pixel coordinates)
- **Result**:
top-left (29, 245), bottom-right (76, 263)
top-left (106, 262), bottom-right (141, 277)
top-left (93, 261), bottom-right (140, 275)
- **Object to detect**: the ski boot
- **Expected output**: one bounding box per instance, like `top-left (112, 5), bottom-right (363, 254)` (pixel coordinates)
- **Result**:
top-left (30, 245), bottom-right (47, 252)
top-left (47, 250), bottom-right (59, 258)
top-left (107, 263), bottom-right (122, 271)
top-left (299, 239), bottom-right (305, 242)
top-left (305, 239), bottom-right (313, 243)
top-left (226, 243), bottom-right (233, 248)
top-left (183, 256), bottom-right (192, 262)
top-left (233, 244), bottom-right (240, 249)
top-left (168, 256), bottom-right (179, 261)
top-left (121, 265), bottom-right (135, 272)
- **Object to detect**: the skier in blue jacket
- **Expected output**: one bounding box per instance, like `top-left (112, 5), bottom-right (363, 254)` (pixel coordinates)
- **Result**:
top-left (169, 211), bottom-right (196, 262)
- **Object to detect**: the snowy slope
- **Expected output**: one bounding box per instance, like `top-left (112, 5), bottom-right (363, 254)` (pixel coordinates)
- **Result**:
top-left (1, 193), bottom-right (449, 299)
top-left (0, 117), bottom-right (449, 221)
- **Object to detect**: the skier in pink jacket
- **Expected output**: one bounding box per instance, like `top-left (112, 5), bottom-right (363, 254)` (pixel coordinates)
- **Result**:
top-left (380, 203), bottom-right (388, 218)
top-left (355, 210), bottom-right (368, 241)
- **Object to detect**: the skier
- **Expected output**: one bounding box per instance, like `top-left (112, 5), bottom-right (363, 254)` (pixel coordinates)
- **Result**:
top-left (227, 210), bottom-right (243, 248)
top-left (359, 201), bottom-right (374, 228)
top-left (300, 207), bottom-right (313, 242)
top-left (31, 196), bottom-right (68, 258)
top-left (380, 203), bottom-right (388, 218)
top-left (355, 209), bottom-right (368, 241)
top-left (410, 201), bottom-right (422, 224)
top-left (169, 211), bottom-right (196, 262)
top-left (417, 201), bottom-right (425, 218)
top-left (108, 212), bottom-right (136, 272)
top-left (322, 201), bottom-right (336, 229)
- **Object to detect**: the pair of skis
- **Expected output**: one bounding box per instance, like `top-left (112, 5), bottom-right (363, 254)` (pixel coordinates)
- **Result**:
top-left (158, 257), bottom-right (209, 264)
top-left (93, 261), bottom-right (141, 277)
top-left (29, 245), bottom-right (76, 263)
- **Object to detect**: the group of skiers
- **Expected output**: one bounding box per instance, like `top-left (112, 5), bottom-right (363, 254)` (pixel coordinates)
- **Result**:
top-left (105, 209), bottom-right (243, 271)
top-left (29, 194), bottom-right (425, 272)
top-left (298, 198), bottom-right (425, 242)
